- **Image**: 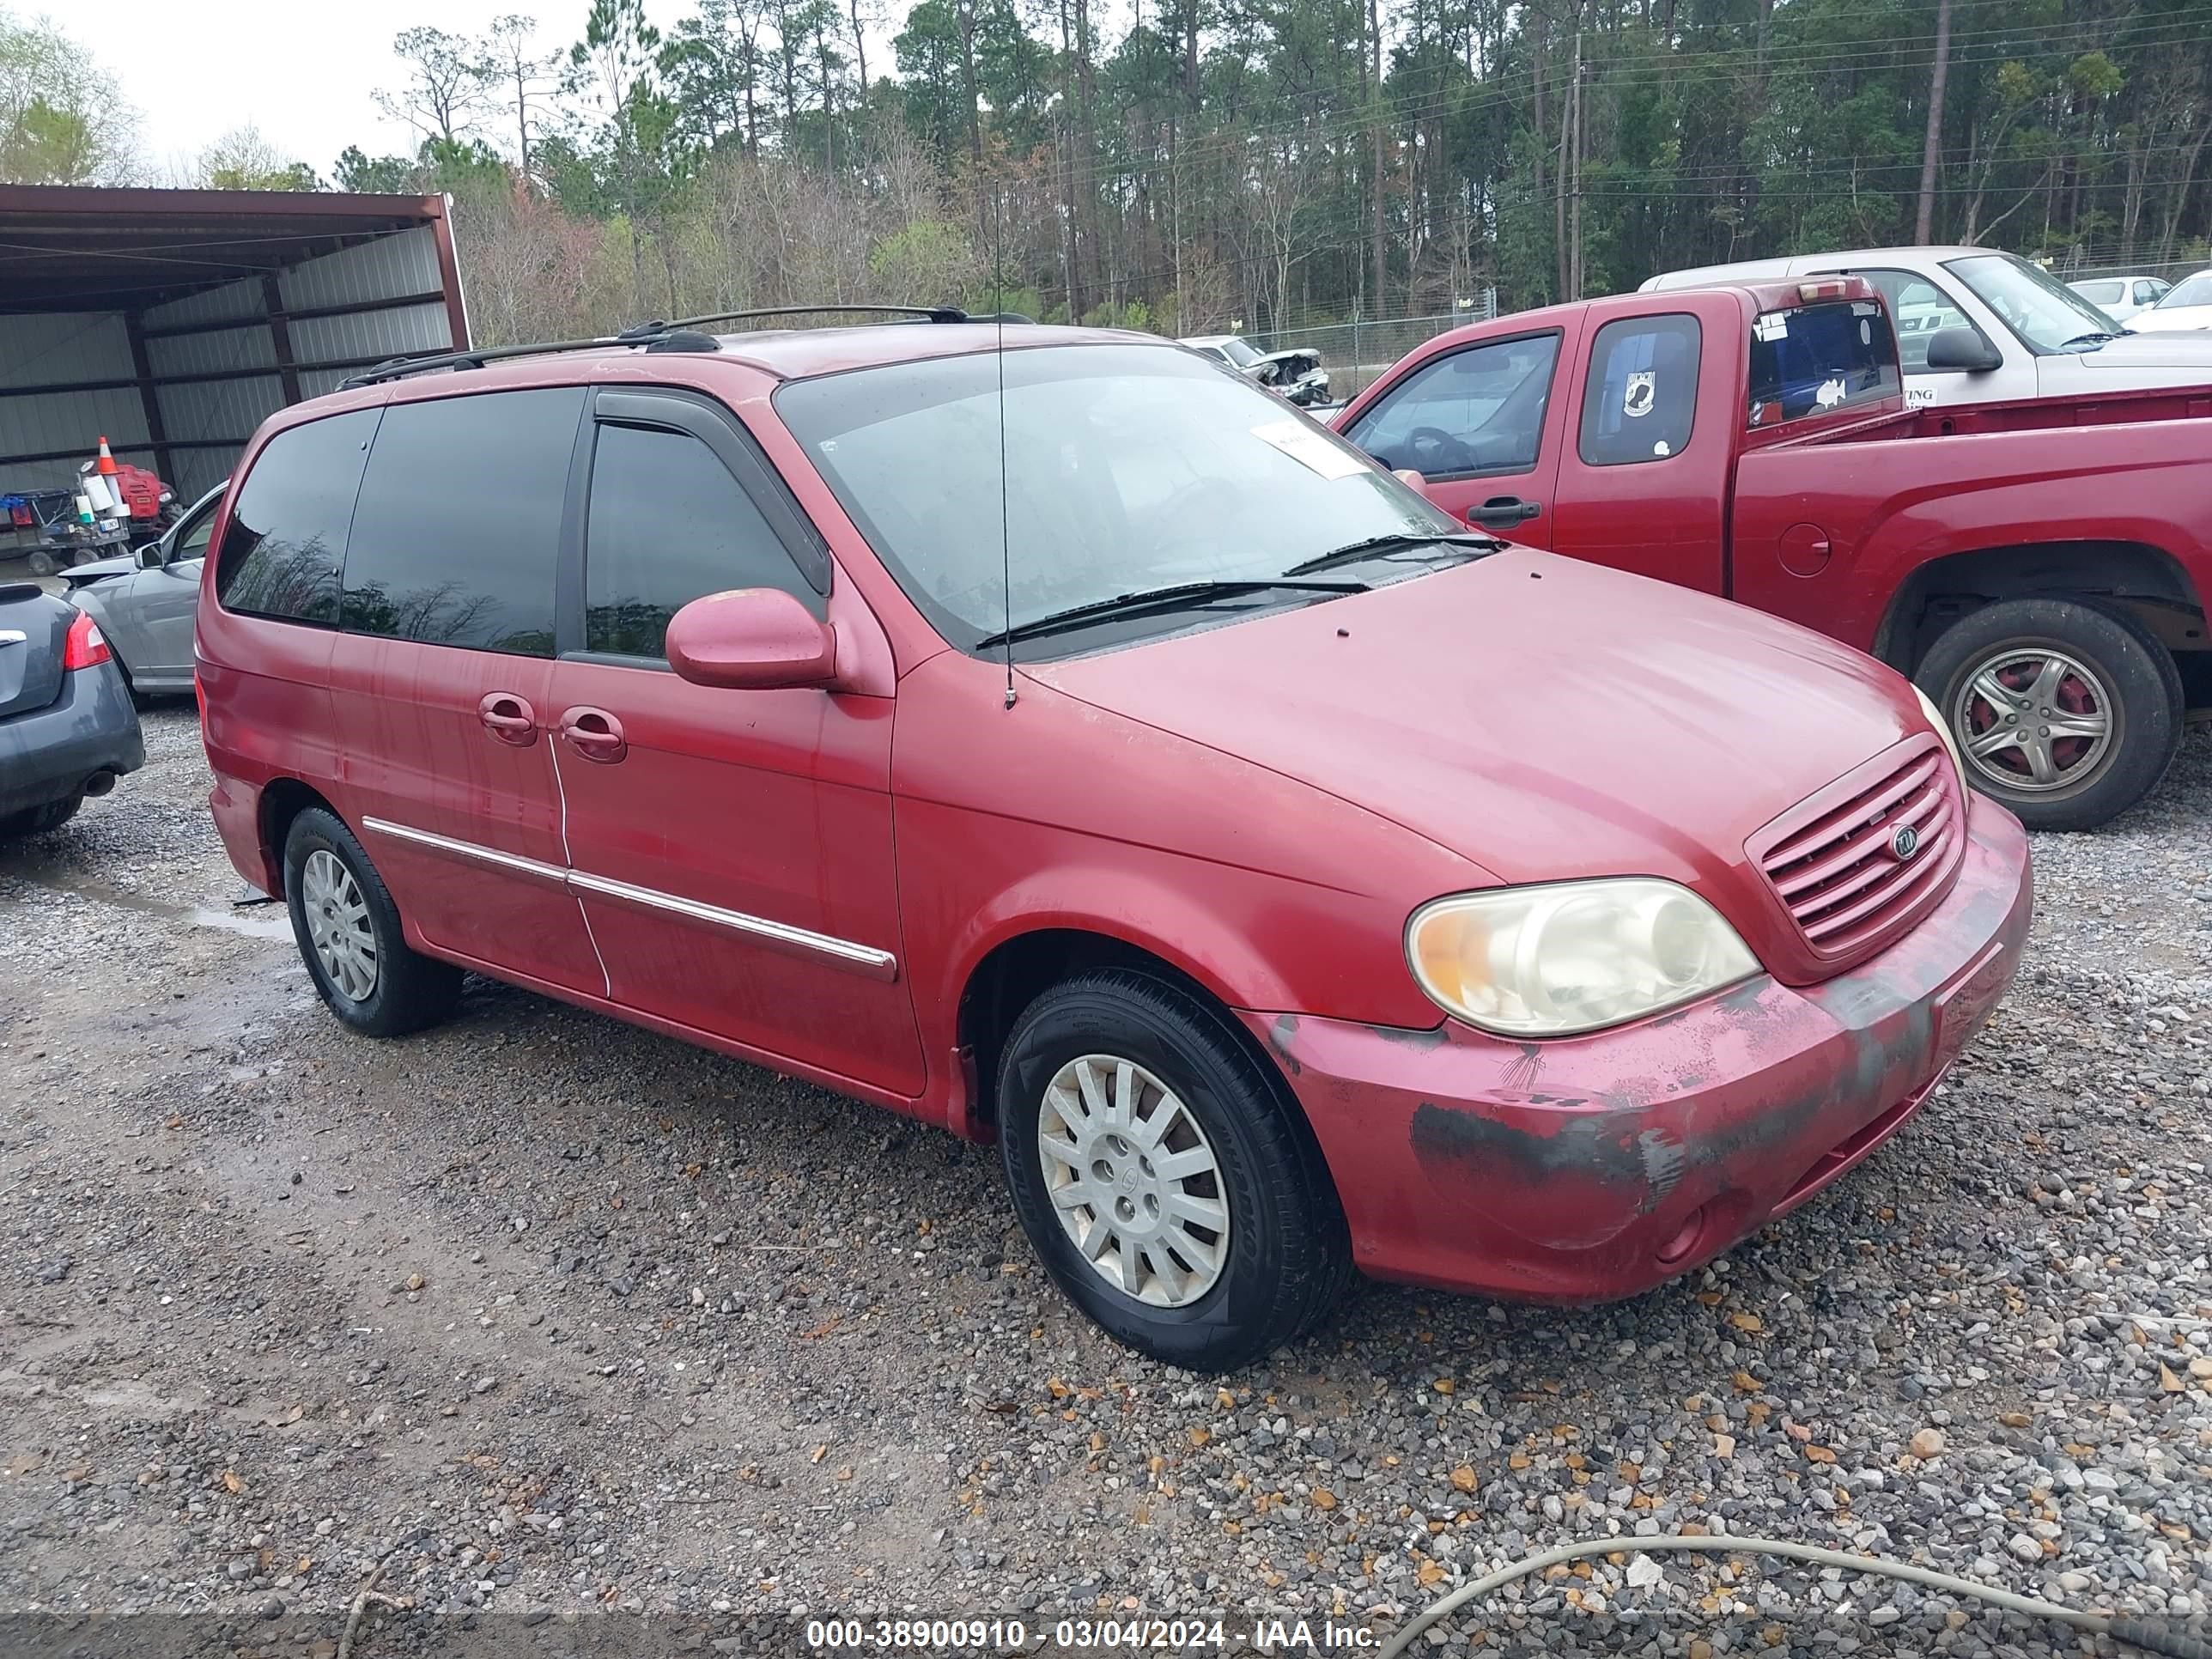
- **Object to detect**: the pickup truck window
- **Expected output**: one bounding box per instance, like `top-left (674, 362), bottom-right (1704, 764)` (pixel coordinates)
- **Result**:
top-left (1948, 252), bottom-right (2120, 352)
top-left (1342, 331), bottom-right (1559, 479)
top-left (1746, 301), bottom-right (1899, 427)
top-left (1578, 314), bottom-right (1698, 466)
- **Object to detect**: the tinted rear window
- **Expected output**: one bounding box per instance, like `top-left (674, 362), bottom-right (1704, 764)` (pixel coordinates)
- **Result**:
top-left (1746, 301), bottom-right (1900, 428)
top-left (214, 410), bottom-right (379, 625)
top-left (340, 387), bottom-right (582, 655)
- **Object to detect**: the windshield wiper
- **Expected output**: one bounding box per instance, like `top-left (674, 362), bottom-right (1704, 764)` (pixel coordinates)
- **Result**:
top-left (1281, 529), bottom-right (1501, 579)
top-left (973, 579), bottom-right (1367, 650)
top-left (2060, 331), bottom-right (2118, 349)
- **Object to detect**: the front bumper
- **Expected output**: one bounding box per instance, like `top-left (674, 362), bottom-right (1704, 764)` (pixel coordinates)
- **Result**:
top-left (0, 662), bottom-right (143, 817)
top-left (1248, 792), bottom-right (2033, 1302)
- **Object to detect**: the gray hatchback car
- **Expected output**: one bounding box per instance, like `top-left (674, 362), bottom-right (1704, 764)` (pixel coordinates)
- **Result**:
top-left (62, 482), bottom-right (224, 696)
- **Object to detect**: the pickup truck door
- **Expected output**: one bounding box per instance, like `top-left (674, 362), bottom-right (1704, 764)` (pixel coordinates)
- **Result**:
top-left (1545, 304), bottom-right (1734, 592)
top-left (1334, 325), bottom-right (1575, 546)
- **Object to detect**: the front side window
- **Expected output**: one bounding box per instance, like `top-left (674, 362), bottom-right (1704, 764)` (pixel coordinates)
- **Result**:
top-left (1747, 301), bottom-right (1900, 427)
top-left (1344, 333), bottom-right (1559, 478)
top-left (582, 422), bottom-right (812, 660)
top-left (173, 498), bottom-right (220, 563)
top-left (214, 409), bottom-right (379, 625)
top-left (1578, 314), bottom-right (1700, 465)
top-left (776, 343), bottom-right (1459, 654)
top-left (1948, 253), bottom-right (2121, 351)
top-left (1218, 337), bottom-right (1262, 368)
top-left (1844, 271), bottom-right (1976, 373)
top-left (340, 386), bottom-right (583, 656)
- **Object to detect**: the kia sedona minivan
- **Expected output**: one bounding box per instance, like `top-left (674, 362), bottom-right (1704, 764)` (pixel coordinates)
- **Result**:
top-left (197, 316), bottom-right (2032, 1371)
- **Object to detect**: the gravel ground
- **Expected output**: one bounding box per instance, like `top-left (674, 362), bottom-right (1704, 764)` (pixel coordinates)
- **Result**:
top-left (2, 706), bottom-right (2209, 1659)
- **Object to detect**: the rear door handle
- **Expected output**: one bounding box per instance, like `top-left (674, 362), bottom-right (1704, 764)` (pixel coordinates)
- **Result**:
top-left (558, 705), bottom-right (628, 763)
top-left (1468, 496), bottom-right (1542, 529)
top-left (477, 691), bottom-right (538, 746)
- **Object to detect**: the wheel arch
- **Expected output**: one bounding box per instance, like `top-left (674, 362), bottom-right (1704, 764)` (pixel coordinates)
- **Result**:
top-left (1873, 539), bottom-right (2204, 673)
top-left (258, 776), bottom-right (339, 888)
top-left (951, 925), bottom-right (1333, 1173)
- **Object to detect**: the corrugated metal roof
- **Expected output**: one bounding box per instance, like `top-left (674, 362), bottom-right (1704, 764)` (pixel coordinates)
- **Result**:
top-left (0, 185), bottom-right (450, 315)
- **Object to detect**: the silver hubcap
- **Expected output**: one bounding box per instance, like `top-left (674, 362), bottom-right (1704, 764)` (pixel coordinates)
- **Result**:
top-left (1036, 1054), bottom-right (1230, 1309)
top-left (301, 848), bottom-right (378, 1001)
top-left (1952, 647), bottom-right (2114, 793)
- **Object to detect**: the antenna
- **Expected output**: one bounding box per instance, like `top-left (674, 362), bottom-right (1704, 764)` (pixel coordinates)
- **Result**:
top-left (994, 188), bottom-right (1015, 712)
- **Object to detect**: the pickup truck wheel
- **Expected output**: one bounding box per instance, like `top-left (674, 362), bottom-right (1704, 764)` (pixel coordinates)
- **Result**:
top-left (1916, 598), bottom-right (2180, 832)
top-left (997, 970), bottom-right (1352, 1373)
top-left (283, 808), bottom-right (463, 1037)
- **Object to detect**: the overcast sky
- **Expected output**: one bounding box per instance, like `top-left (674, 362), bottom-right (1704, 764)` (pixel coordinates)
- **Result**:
top-left (92, 0), bottom-right (647, 179)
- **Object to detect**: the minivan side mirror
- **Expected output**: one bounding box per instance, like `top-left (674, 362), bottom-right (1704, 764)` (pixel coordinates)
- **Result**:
top-left (1923, 327), bottom-right (2002, 373)
top-left (665, 587), bottom-right (837, 690)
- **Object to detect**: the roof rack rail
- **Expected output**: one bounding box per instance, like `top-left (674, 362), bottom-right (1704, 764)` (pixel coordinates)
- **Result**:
top-left (337, 333), bottom-right (666, 390)
top-left (661, 303), bottom-right (971, 329)
top-left (337, 303), bottom-right (976, 391)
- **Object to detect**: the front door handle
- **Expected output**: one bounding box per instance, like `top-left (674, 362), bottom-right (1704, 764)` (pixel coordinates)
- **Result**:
top-left (1468, 496), bottom-right (1542, 529)
top-left (477, 691), bottom-right (538, 746)
top-left (558, 705), bottom-right (628, 763)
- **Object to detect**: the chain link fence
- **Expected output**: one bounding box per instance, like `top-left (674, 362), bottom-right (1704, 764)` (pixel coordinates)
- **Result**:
top-left (1244, 296), bottom-right (1497, 402)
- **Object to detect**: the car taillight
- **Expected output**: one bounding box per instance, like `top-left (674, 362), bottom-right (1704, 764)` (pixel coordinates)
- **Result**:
top-left (1798, 277), bottom-right (1853, 301)
top-left (61, 610), bottom-right (111, 670)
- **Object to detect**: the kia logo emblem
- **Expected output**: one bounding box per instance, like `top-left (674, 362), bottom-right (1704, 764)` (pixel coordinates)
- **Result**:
top-left (1891, 824), bottom-right (1921, 861)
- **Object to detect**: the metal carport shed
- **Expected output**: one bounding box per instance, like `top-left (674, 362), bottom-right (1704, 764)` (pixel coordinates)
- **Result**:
top-left (0, 185), bottom-right (470, 510)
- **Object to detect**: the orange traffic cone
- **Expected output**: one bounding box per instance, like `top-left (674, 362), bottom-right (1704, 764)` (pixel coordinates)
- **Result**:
top-left (95, 435), bottom-right (118, 477)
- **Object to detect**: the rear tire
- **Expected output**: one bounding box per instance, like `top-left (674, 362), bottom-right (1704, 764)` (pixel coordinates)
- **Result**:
top-left (283, 807), bottom-right (462, 1037)
top-left (0, 794), bottom-right (82, 838)
top-left (1915, 598), bottom-right (2180, 831)
top-left (997, 969), bottom-right (1351, 1372)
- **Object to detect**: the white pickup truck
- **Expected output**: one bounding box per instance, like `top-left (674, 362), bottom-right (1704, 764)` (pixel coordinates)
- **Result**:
top-left (1642, 245), bottom-right (2212, 409)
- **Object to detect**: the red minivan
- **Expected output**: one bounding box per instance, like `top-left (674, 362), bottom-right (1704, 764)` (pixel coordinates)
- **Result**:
top-left (196, 316), bottom-right (2033, 1371)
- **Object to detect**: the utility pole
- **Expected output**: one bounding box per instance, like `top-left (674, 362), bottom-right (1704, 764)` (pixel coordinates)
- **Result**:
top-left (1369, 0), bottom-right (1386, 317)
top-left (1567, 31), bottom-right (1584, 299)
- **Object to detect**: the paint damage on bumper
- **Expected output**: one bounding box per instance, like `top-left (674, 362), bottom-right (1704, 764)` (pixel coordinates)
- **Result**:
top-left (1247, 792), bottom-right (2033, 1302)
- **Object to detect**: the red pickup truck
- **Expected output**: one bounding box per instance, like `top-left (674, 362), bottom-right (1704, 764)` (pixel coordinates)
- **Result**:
top-left (1334, 276), bottom-right (2212, 830)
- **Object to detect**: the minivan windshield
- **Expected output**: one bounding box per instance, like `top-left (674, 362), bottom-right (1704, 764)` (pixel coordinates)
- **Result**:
top-left (1948, 252), bottom-right (2123, 352)
top-left (777, 343), bottom-right (1463, 654)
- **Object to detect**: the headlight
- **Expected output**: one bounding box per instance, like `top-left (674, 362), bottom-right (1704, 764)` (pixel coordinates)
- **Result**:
top-left (1912, 684), bottom-right (1966, 794)
top-left (1407, 878), bottom-right (1759, 1037)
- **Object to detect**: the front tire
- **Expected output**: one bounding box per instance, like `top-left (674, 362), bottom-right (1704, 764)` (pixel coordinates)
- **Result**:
top-left (1915, 598), bottom-right (2181, 831)
top-left (283, 807), bottom-right (461, 1037)
top-left (997, 969), bottom-right (1351, 1372)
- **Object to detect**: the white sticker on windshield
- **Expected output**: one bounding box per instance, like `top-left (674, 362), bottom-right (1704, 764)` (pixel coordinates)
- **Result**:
top-left (1624, 370), bottom-right (1656, 417)
top-left (1814, 376), bottom-right (1847, 410)
top-left (1249, 418), bottom-right (1365, 481)
top-left (1754, 313), bottom-right (1790, 343)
